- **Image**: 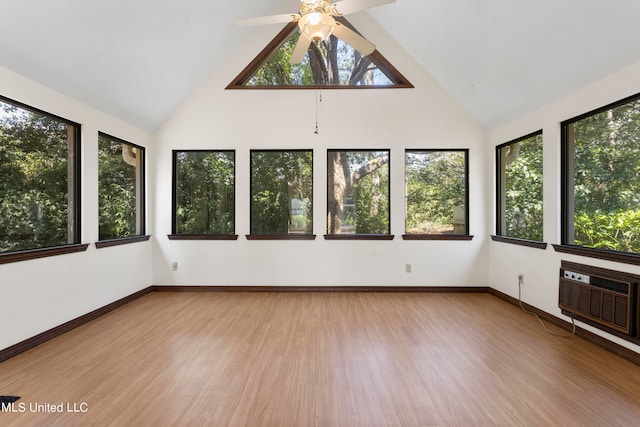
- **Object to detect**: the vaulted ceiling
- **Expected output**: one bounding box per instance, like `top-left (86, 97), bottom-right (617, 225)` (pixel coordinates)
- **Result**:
top-left (1, 0), bottom-right (639, 131)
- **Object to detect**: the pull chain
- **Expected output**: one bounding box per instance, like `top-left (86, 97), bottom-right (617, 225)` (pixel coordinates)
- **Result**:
top-left (314, 89), bottom-right (322, 135)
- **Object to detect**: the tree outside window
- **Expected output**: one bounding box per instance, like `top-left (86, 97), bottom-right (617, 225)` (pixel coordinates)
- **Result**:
top-left (405, 150), bottom-right (468, 235)
top-left (327, 150), bottom-right (390, 235)
top-left (0, 97), bottom-right (80, 253)
top-left (98, 133), bottom-right (145, 240)
top-left (250, 150), bottom-right (313, 235)
top-left (562, 96), bottom-right (640, 254)
top-left (247, 30), bottom-right (392, 87)
top-left (173, 150), bottom-right (235, 236)
top-left (496, 132), bottom-right (543, 241)
top-left (228, 19), bottom-right (412, 89)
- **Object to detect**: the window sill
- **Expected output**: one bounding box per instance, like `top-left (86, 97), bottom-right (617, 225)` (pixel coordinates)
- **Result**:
top-left (403, 234), bottom-right (474, 241)
top-left (552, 244), bottom-right (640, 266)
top-left (168, 234), bottom-right (239, 241)
top-left (0, 243), bottom-right (90, 265)
top-left (246, 234), bottom-right (316, 240)
top-left (491, 235), bottom-right (547, 249)
top-left (324, 234), bottom-right (395, 240)
top-left (95, 235), bottom-right (151, 249)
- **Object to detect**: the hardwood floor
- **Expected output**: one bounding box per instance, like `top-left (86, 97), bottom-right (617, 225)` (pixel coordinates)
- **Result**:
top-left (1, 292), bottom-right (640, 426)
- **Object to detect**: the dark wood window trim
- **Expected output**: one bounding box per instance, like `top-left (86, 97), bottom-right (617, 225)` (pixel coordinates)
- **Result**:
top-left (168, 234), bottom-right (239, 241)
top-left (491, 235), bottom-right (547, 249)
top-left (0, 95), bottom-right (82, 253)
top-left (495, 130), bottom-right (544, 241)
top-left (560, 93), bottom-right (640, 259)
top-left (327, 149), bottom-right (391, 238)
top-left (95, 235), bottom-right (151, 249)
top-left (552, 244), bottom-right (640, 266)
top-left (246, 234), bottom-right (317, 241)
top-left (324, 234), bottom-right (394, 241)
top-left (227, 20), bottom-right (413, 89)
top-left (250, 149), bottom-right (314, 237)
top-left (0, 244), bottom-right (90, 265)
top-left (98, 133), bottom-right (146, 241)
top-left (172, 149), bottom-right (236, 236)
top-left (403, 234), bottom-right (474, 241)
top-left (405, 149), bottom-right (470, 236)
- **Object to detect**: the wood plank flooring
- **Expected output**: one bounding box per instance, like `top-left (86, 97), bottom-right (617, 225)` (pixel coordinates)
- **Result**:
top-left (1, 292), bottom-right (640, 426)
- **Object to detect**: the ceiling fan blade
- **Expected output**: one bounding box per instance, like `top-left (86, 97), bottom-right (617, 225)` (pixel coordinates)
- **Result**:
top-left (236, 13), bottom-right (298, 27)
top-left (289, 34), bottom-right (312, 64)
top-left (332, 23), bottom-right (375, 56)
top-left (333, 0), bottom-right (396, 16)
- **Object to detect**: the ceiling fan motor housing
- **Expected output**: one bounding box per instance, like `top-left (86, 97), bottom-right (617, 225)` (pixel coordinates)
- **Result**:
top-left (299, 0), bottom-right (341, 18)
top-left (298, 1), bottom-right (341, 42)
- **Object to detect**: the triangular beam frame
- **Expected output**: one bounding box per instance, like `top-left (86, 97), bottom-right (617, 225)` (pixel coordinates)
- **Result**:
top-left (227, 19), bottom-right (413, 89)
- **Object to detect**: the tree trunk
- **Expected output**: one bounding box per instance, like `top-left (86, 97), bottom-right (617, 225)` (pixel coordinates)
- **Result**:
top-left (327, 153), bottom-right (389, 233)
top-left (327, 37), bottom-right (340, 84)
top-left (309, 43), bottom-right (328, 85)
top-left (327, 152), bottom-right (348, 233)
top-left (349, 54), bottom-right (373, 85)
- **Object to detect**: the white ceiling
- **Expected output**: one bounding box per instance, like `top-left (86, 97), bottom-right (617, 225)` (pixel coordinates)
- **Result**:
top-left (1, 0), bottom-right (639, 131)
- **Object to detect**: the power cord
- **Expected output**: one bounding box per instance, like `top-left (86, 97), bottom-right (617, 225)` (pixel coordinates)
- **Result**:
top-left (518, 275), bottom-right (576, 338)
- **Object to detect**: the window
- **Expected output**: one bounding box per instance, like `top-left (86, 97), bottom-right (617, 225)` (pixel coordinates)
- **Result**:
top-left (250, 150), bottom-right (313, 238)
top-left (327, 150), bottom-right (390, 237)
top-left (0, 96), bottom-right (82, 258)
top-left (227, 20), bottom-right (412, 89)
top-left (496, 132), bottom-right (543, 241)
top-left (405, 150), bottom-right (469, 238)
top-left (98, 133), bottom-right (145, 241)
top-left (172, 150), bottom-right (235, 238)
top-left (561, 94), bottom-right (640, 257)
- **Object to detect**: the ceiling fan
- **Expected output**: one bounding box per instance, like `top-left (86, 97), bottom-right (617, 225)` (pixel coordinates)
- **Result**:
top-left (237, 0), bottom-right (396, 64)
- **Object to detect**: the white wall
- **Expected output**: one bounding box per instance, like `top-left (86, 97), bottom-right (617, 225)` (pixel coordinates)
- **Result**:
top-left (488, 59), bottom-right (640, 353)
top-left (0, 66), bottom-right (153, 350)
top-left (4, 16), bottom-right (639, 357)
top-left (151, 17), bottom-right (490, 287)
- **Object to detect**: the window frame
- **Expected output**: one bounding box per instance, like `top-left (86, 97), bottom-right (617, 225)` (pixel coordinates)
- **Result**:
top-left (247, 149), bottom-right (315, 240)
top-left (96, 132), bottom-right (147, 247)
top-left (493, 131), bottom-right (545, 248)
top-left (0, 95), bottom-right (87, 264)
top-left (402, 149), bottom-right (472, 241)
top-left (169, 149), bottom-right (238, 241)
top-left (557, 92), bottom-right (640, 265)
top-left (227, 20), bottom-right (413, 90)
top-left (325, 149), bottom-right (393, 240)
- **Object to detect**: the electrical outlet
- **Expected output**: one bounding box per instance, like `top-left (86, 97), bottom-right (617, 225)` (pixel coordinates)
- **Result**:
top-left (406, 264), bottom-right (412, 273)
top-left (171, 261), bottom-right (178, 271)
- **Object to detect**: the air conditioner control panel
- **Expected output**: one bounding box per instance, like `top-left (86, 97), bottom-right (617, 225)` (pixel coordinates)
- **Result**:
top-left (563, 270), bottom-right (590, 284)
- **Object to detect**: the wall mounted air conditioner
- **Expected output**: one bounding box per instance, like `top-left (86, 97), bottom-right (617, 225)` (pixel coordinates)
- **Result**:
top-left (559, 261), bottom-right (640, 337)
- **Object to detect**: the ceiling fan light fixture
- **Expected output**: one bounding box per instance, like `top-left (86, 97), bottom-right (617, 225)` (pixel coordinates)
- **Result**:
top-left (298, 12), bottom-right (336, 42)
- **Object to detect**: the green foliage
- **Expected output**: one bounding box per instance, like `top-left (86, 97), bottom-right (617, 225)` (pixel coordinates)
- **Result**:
top-left (0, 101), bottom-right (72, 253)
top-left (98, 135), bottom-right (141, 240)
top-left (570, 100), bottom-right (640, 253)
top-left (247, 29), bottom-right (392, 86)
top-left (501, 135), bottom-right (543, 241)
top-left (353, 167), bottom-right (389, 234)
top-left (574, 210), bottom-right (640, 253)
top-left (175, 151), bottom-right (235, 234)
top-left (250, 151), bottom-right (312, 234)
top-left (406, 151), bottom-right (465, 234)
top-left (249, 32), bottom-right (316, 86)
